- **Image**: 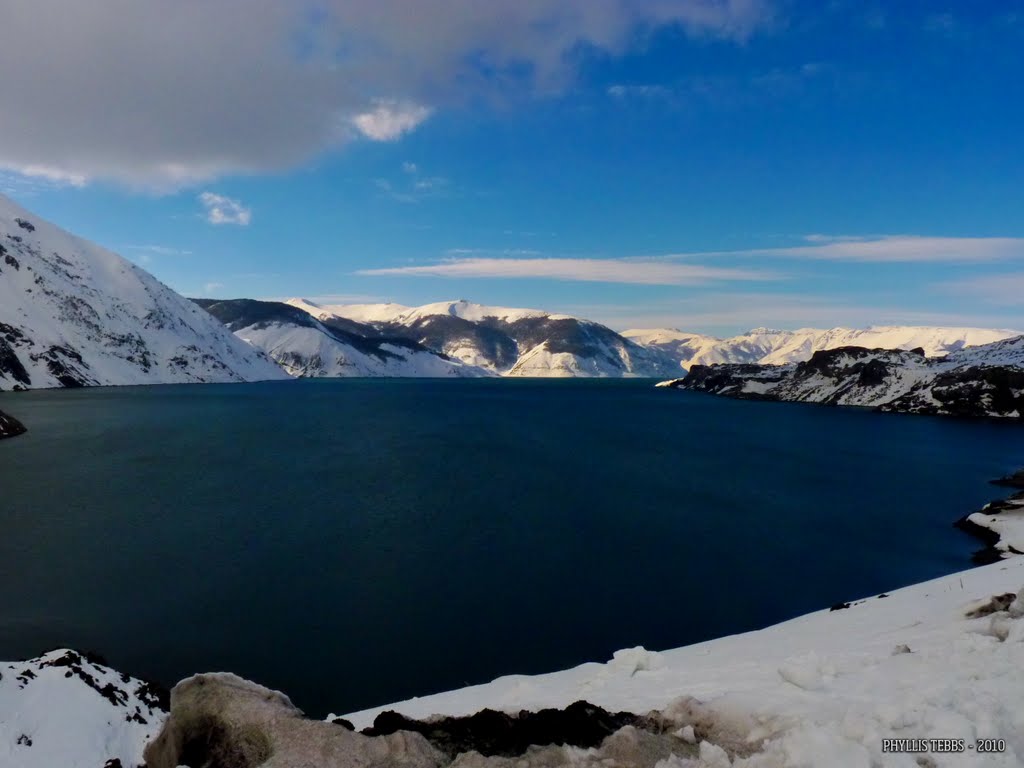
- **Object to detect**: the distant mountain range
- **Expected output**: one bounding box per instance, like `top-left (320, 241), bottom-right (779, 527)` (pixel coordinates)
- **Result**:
top-left (1, 191), bottom-right (1022, 393)
top-left (622, 325), bottom-right (1022, 369)
top-left (0, 193), bottom-right (287, 391)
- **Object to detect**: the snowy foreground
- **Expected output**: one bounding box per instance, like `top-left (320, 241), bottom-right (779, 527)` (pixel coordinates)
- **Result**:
top-left (5, 558), bottom-right (1022, 766)
top-left (341, 558), bottom-right (1024, 766)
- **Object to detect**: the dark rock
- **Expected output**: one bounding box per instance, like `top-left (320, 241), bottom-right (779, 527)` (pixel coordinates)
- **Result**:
top-left (829, 602), bottom-right (851, 612)
top-left (15, 217), bottom-right (36, 232)
top-left (991, 469), bottom-right (1024, 489)
top-left (364, 700), bottom-right (656, 759)
top-left (0, 408), bottom-right (27, 440)
top-left (965, 593), bottom-right (1017, 618)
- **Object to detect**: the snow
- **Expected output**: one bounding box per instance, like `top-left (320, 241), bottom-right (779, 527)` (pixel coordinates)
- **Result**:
top-left (968, 495), bottom-right (1024, 558)
top-left (285, 298), bottom-right (412, 324)
top-left (285, 298), bottom-right (672, 378)
top-left (626, 326), bottom-right (1024, 371)
top-left (0, 193), bottom-right (289, 390)
top-left (343, 558), bottom-right (1024, 766)
top-left (236, 321), bottom-right (493, 378)
top-left (0, 650), bottom-right (166, 768)
top-left (289, 298), bottom-right (574, 326)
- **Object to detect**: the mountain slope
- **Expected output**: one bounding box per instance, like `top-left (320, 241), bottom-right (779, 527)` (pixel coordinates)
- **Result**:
top-left (196, 298), bottom-right (492, 378)
top-left (664, 336), bottom-right (1024, 418)
top-left (288, 299), bottom-right (677, 378)
top-left (0, 194), bottom-right (288, 391)
top-left (625, 325), bottom-right (1023, 371)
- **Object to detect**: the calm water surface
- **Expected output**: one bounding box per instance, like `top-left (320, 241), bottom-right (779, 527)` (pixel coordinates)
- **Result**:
top-left (1, 379), bottom-right (1022, 716)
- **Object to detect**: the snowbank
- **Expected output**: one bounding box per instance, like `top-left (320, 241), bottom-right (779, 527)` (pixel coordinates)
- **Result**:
top-left (344, 557), bottom-right (1024, 766)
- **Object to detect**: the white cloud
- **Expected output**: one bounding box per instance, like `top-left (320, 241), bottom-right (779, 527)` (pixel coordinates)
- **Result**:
top-left (199, 192), bottom-right (252, 226)
top-left (0, 1), bottom-right (774, 186)
top-left (351, 100), bottom-right (432, 142)
top-left (13, 164), bottom-right (88, 188)
top-left (203, 282), bottom-right (225, 294)
top-left (356, 257), bottom-right (777, 285)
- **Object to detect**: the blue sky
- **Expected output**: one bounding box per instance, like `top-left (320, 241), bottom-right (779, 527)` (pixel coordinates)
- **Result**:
top-left (2, 1), bottom-right (1023, 335)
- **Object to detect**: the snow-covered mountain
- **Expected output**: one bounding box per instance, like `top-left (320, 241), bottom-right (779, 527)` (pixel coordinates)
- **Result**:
top-left (286, 298), bottom-right (677, 378)
top-left (664, 335), bottom-right (1024, 418)
top-left (624, 325), bottom-right (1023, 370)
top-left (195, 298), bottom-right (492, 378)
top-left (0, 194), bottom-right (288, 391)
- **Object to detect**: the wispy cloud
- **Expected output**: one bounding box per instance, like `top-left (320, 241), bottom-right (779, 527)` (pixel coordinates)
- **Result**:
top-left (351, 100), bottom-right (432, 142)
top-left (562, 293), bottom-right (1023, 335)
top-left (203, 281), bottom-right (224, 294)
top-left (935, 272), bottom-right (1024, 306)
top-left (356, 257), bottom-right (778, 286)
top-left (652, 235), bottom-right (1024, 263)
top-left (198, 192), bottom-right (251, 226)
top-left (124, 244), bottom-right (193, 257)
top-left (374, 162), bottom-right (449, 203)
top-left (758, 235), bottom-right (1024, 262)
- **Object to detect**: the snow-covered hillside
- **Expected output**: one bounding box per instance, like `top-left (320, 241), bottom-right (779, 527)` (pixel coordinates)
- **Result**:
top-left (286, 298), bottom-right (676, 378)
top-left (667, 336), bottom-right (1024, 418)
top-left (339, 557), bottom-right (1024, 767)
top-left (196, 299), bottom-right (492, 378)
top-left (6, 486), bottom-right (1024, 766)
top-left (0, 194), bottom-right (288, 390)
top-left (625, 326), bottom-right (1023, 371)
top-left (0, 649), bottom-right (167, 768)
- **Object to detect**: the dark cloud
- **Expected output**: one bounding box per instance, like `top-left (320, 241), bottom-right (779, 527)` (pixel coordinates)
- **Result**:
top-left (0, 0), bottom-right (774, 186)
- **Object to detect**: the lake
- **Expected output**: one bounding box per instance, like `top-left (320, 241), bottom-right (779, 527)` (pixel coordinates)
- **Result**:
top-left (1, 378), bottom-right (1022, 717)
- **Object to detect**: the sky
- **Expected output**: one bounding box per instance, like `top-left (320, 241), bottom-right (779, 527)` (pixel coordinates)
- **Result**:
top-left (2, 0), bottom-right (1023, 336)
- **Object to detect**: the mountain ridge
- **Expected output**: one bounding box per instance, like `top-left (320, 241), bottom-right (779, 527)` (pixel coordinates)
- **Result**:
top-left (0, 193), bottom-right (288, 391)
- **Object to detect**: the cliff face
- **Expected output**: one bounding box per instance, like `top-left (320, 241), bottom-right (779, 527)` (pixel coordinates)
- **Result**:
top-left (668, 339), bottom-right (1024, 419)
top-left (0, 407), bottom-right (26, 439)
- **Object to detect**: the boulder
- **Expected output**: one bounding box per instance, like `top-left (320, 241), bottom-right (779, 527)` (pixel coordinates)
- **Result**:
top-left (143, 673), bottom-right (444, 768)
top-left (0, 407), bottom-right (26, 439)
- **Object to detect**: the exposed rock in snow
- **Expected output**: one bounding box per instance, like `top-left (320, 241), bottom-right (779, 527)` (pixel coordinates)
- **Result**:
top-left (625, 326), bottom-right (1023, 371)
top-left (144, 673), bottom-right (445, 768)
top-left (664, 337), bottom-right (1024, 418)
top-left (284, 298), bottom-right (676, 378)
top-left (0, 193), bottom-right (288, 391)
top-left (0, 649), bottom-right (167, 768)
top-left (195, 298), bottom-right (492, 378)
top-left (0, 407), bottom-right (26, 439)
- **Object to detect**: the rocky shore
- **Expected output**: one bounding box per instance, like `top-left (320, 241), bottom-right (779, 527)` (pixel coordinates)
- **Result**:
top-left (956, 483), bottom-right (1024, 563)
top-left (0, 407), bottom-right (26, 439)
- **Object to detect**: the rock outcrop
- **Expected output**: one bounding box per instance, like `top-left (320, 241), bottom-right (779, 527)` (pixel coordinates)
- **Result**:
top-left (0, 407), bottom-right (26, 439)
top-left (664, 338), bottom-right (1024, 419)
top-left (143, 674), bottom-right (704, 768)
top-left (144, 673), bottom-right (446, 768)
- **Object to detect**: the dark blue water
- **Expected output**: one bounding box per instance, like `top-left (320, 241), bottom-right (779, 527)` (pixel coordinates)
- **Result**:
top-left (1, 379), bottom-right (1022, 717)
